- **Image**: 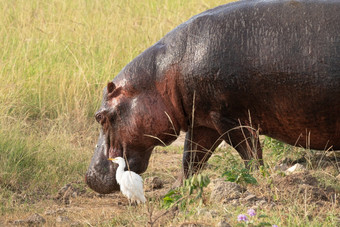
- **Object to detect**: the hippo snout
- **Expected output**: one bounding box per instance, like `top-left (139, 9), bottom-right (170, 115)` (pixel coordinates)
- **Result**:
top-left (85, 168), bottom-right (119, 194)
top-left (85, 133), bottom-right (120, 194)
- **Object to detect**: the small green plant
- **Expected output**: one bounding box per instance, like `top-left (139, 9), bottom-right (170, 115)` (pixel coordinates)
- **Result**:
top-left (263, 137), bottom-right (293, 161)
top-left (162, 174), bottom-right (210, 210)
top-left (259, 165), bottom-right (270, 178)
top-left (222, 167), bottom-right (257, 186)
top-left (107, 216), bottom-right (130, 226)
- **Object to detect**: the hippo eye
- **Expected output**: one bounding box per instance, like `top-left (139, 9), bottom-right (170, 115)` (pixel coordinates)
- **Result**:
top-left (95, 110), bottom-right (110, 125)
top-left (95, 109), bottom-right (117, 129)
top-left (95, 112), bottom-right (104, 123)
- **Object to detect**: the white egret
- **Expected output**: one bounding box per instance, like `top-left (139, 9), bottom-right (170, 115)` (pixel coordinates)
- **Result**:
top-left (108, 157), bottom-right (146, 204)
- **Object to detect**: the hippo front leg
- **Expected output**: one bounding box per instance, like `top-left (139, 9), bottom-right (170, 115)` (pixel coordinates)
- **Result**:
top-left (182, 127), bottom-right (222, 178)
top-left (210, 111), bottom-right (263, 168)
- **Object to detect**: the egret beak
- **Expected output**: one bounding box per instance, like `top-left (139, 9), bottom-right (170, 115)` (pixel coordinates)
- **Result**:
top-left (108, 158), bottom-right (115, 161)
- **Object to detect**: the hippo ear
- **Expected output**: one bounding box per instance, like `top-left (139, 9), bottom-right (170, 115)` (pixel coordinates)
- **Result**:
top-left (107, 82), bottom-right (116, 94)
top-left (107, 82), bottom-right (122, 100)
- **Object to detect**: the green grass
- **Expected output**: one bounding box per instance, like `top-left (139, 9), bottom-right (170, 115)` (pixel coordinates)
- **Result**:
top-left (0, 123), bottom-right (89, 205)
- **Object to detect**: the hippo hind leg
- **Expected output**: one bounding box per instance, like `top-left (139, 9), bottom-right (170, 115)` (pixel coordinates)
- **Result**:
top-left (182, 127), bottom-right (222, 178)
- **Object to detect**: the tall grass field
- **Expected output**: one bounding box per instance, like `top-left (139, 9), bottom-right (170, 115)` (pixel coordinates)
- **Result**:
top-left (0, 0), bottom-right (339, 226)
top-left (0, 0), bottom-right (228, 189)
top-left (0, 0), bottom-right (229, 211)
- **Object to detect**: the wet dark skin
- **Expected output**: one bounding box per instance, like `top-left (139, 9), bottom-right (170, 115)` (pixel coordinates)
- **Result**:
top-left (86, 0), bottom-right (340, 194)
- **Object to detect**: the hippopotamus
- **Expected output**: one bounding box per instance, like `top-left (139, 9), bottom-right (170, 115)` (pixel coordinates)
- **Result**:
top-left (85, 0), bottom-right (340, 194)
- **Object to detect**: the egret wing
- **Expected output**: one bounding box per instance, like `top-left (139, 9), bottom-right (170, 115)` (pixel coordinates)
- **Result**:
top-left (121, 171), bottom-right (146, 203)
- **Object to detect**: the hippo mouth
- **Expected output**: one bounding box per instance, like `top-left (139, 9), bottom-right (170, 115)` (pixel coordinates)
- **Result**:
top-left (85, 158), bottom-right (119, 193)
top-left (85, 131), bottom-right (121, 194)
top-left (86, 129), bottom-right (151, 194)
top-left (106, 133), bottom-right (123, 159)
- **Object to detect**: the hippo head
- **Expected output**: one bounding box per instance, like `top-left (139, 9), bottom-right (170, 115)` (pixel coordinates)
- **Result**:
top-left (85, 80), bottom-right (180, 194)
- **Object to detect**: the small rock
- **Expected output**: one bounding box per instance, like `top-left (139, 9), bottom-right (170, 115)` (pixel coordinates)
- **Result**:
top-left (27, 213), bottom-right (46, 225)
top-left (56, 183), bottom-right (74, 204)
top-left (11, 220), bottom-right (26, 225)
top-left (255, 199), bottom-right (267, 206)
top-left (241, 193), bottom-right (257, 202)
top-left (274, 163), bottom-right (289, 172)
top-left (210, 178), bottom-right (244, 203)
top-left (197, 208), bottom-right (218, 218)
top-left (251, 199), bottom-right (268, 209)
top-left (55, 183), bottom-right (85, 202)
top-left (216, 220), bottom-right (232, 227)
top-left (285, 163), bottom-right (305, 174)
top-left (58, 184), bottom-right (72, 196)
top-left (180, 223), bottom-right (205, 227)
top-left (44, 208), bottom-right (66, 215)
top-left (210, 210), bottom-right (218, 218)
top-left (56, 215), bottom-right (71, 223)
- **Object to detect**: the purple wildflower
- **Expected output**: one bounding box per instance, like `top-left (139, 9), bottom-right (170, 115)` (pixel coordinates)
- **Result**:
top-left (272, 225), bottom-right (278, 227)
top-left (237, 214), bottom-right (248, 222)
top-left (247, 208), bottom-right (256, 217)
